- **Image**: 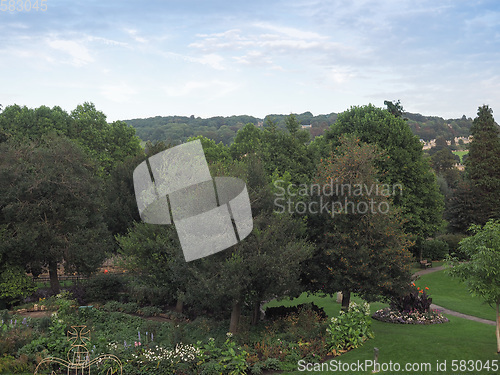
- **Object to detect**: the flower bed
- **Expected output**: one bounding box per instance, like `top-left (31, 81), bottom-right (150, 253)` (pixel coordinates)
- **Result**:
top-left (372, 307), bottom-right (449, 324)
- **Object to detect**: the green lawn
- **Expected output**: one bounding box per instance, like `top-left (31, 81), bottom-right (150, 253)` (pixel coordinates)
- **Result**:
top-left (266, 289), bottom-right (498, 375)
top-left (452, 150), bottom-right (468, 163)
top-left (415, 268), bottom-right (496, 321)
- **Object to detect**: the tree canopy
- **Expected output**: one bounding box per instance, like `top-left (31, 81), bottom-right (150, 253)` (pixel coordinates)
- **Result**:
top-left (0, 136), bottom-right (112, 292)
top-left (322, 104), bottom-right (444, 239)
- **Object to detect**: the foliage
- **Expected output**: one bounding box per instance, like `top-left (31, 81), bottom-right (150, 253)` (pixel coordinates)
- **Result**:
top-left (447, 220), bottom-right (500, 307)
top-left (101, 301), bottom-right (162, 317)
top-left (420, 239), bottom-right (449, 260)
top-left (0, 265), bottom-right (37, 306)
top-left (447, 219), bottom-right (500, 352)
top-left (323, 104), bottom-right (445, 238)
top-left (465, 105), bottom-right (500, 225)
top-left (0, 103), bottom-right (142, 175)
top-left (0, 136), bottom-right (111, 293)
top-left (117, 222), bottom-right (188, 308)
top-left (326, 301), bottom-right (374, 351)
top-left (83, 273), bottom-right (127, 303)
top-left (198, 335), bottom-right (248, 375)
top-left (390, 283), bottom-right (433, 313)
top-left (436, 233), bottom-right (467, 259)
top-left (304, 136), bottom-right (414, 308)
top-left (123, 343), bottom-right (200, 375)
top-left (264, 302), bottom-right (326, 321)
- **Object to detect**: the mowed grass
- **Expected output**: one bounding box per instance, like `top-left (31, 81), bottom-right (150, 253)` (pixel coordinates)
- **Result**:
top-left (415, 268), bottom-right (496, 321)
top-left (452, 150), bottom-right (468, 163)
top-left (266, 292), bottom-right (499, 375)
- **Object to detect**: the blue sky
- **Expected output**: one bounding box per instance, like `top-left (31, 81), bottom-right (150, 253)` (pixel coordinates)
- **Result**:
top-left (1, 0), bottom-right (499, 121)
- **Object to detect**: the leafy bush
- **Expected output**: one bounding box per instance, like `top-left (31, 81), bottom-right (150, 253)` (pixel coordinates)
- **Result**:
top-left (0, 266), bottom-right (37, 307)
top-left (326, 301), bottom-right (374, 351)
top-left (421, 239), bottom-right (449, 260)
top-left (126, 281), bottom-right (173, 307)
top-left (198, 335), bottom-right (248, 375)
top-left (264, 302), bottom-right (326, 320)
top-left (390, 283), bottom-right (432, 313)
top-left (83, 273), bottom-right (126, 303)
top-left (437, 233), bottom-right (468, 259)
top-left (139, 306), bottom-right (162, 317)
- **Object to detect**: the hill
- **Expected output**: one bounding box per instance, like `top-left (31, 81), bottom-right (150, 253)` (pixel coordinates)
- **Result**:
top-left (123, 111), bottom-right (473, 145)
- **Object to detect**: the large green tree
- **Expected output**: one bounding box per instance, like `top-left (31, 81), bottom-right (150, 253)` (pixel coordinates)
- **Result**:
top-left (0, 103), bottom-right (142, 175)
top-left (0, 136), bottom-right (111, 293)
top-left (465, 105), bottom-right (500, 225)
top-left (118, 155), bottom-right (313, 333)
top-left (303, 136), bottom-right (414, 309)
top-left (447, 220), bottom-right (500, 353)
top-left (322, 104), bottom-right (444, 239)
top-left (231, 122), bottom-right (316, 184)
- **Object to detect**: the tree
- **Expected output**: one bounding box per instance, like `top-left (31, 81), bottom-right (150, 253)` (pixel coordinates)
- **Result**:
top-left (0, 136), bottom-right (111, 293)
top-left (303, 136), bottom-right (413, 309)
top-left (231, 123), bottom-right (317, 184)
top-left (0, 103), bottom-right (142, 175)
top-left (465, 105), bottom-right (500, 225)
top-left (446, 180), bottom-right (478, 234)
top-left (118, 155), bottom-right (313, 332)
top-left (117, 221), bottom-right (189, 311)
top-left (384, 100), bottom-right (405, 119)
top-left (323, 104), bottom-right (444, 239)
top-left (285, 113), bottom-right (301, 135)
top-left (447, 220), bottom-right (500, 353)
top-left (70, 102), bottom-right (142, 174)
top-left (0, 265), bottom-right (37, 308)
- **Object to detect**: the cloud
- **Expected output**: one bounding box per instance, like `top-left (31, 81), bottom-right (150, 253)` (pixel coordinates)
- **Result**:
top-left (46, 39), bottom-right (94, 67)
top-left (100, 82), bottom-right (137, 103)
top-left (194, 53), bottom-right (226, 70)
top-left (164, 80), bottom-right (239, 98)
top-left (125, 28), bottom-right (148, 44)
top-left (190, 23), bottom-right (337, 53)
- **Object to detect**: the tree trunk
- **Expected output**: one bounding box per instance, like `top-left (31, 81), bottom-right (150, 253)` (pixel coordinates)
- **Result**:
top-left (251, 300), bottom-right (261, 325)
top-left (229, 300), bottom-right (241, 334)
top-left (496, 301), bottom-right (499, 353)
top-left (341, 290), bottom-right (351, 311)
top-left (49, 261), bottom-right (60, 294)
top-left (175, 299), bottom-right (184, 314)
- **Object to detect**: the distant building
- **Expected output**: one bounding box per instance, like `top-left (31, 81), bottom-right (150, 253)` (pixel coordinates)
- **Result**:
top-left (301, 124), bottom-right (312, 129)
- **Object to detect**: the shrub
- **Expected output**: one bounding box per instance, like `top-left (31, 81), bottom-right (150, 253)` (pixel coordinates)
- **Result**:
top-left (126, 281), bottom-right (172, 307)
top-left (421, 239), bottom-right (449, 260)
top-left (83, 273), bottom-right (126, 303)
top-left (264, 302), bottom-right (326, 320)
top-left (437, 233), bottom-right (468, 259)
top-left (390, 283), bottom-right (432, 313)
top-left (326, 301), bottom-right (374, 352)
top-left (0, 266), bottom-right (37, 307)
top-left (198, 336), bottom-right (248, 375)
top-left (139, 306), bottom-right (162, 317)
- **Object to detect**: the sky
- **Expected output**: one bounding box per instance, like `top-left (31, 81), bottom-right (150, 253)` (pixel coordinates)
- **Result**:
top-left (1, 0), bottom-right (499, 122)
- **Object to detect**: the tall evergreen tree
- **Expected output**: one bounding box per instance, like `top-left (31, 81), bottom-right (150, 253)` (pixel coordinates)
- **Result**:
top-left (465, 105), bottom-right (500, 225)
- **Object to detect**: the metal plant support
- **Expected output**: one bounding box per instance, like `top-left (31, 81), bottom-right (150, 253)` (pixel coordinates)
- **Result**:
top-left (34, 325), bottom-right (122, 375)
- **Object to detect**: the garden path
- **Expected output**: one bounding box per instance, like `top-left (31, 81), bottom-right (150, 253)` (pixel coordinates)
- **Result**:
top-left (413, 265), bottom-right (496, 326)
